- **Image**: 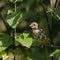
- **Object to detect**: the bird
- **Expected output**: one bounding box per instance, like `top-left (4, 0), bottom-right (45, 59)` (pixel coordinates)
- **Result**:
top-left (29, 22), bottom-right (47, 47)
top-left (29, 22), bottom-right (47, 40)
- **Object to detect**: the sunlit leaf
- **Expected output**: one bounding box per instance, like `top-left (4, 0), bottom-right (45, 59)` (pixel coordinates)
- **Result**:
top-left (16, 33), bottom-right (33, 48)
top-left (15, 0), bottom-right (23, 2)
top-left (0, 51), bottom-right (5, 58)
top-left (23, 33), bottom-right (29, 38)
top-left (9, 0), bottom-right (14, 2)
top-left (47, 6), bottom-right (52, 13)
top-left (50, 49), bottom-right (60, 57)
top-left (25, 57), bottom-right (32, 60)
top-left (7, 10), bottom-right (22, 28)
top-left (2, 53), bottom-right (8, 60)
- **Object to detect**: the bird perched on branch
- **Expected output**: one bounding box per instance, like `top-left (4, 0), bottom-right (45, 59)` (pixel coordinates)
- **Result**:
top-left (29, 22), bottom-right (47, 47)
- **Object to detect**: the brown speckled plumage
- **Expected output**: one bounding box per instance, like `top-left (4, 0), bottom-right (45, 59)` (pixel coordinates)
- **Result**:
top-left (29, 22), bottom-right (47, 40)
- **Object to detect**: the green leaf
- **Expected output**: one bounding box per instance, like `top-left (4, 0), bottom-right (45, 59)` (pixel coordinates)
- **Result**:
top-left (15, 0), bottom-right (23, 2)
top-left (16, 33), bottom-right (33, 48)
top-left (25, 57), bottom-right (33, 60)
top-left (23, 33), bottom-right (29, 38)
top-left (50, 49), bottom-right (60, 57)
top-left (0, 51), bottom-right (6, 58)
top-left (54, 35), bottom-right (60, 45)
top-left (12, 48), bottom-right (22, 55)
top-left (54, 7), bottom-right (60, 20)
top-left (6, 10), bottom-right (22, 28)
top-left (55, 7), bottom-right (60, 16)
top-left (47, 6), bottom-right (52, 13)
top-left (0, 34), bottom-right (13, 52)
top-left (9, 0), bottom-right (14, 2)
top-left (2, 53), bottom-right (8, 60)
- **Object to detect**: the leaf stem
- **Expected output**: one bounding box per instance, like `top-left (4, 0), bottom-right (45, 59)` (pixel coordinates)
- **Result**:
top-left (14, 0), bottom-right (17, 12)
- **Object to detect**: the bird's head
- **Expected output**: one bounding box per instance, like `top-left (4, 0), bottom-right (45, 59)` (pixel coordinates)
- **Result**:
top-left (29, 22), bottom-right (39, 29)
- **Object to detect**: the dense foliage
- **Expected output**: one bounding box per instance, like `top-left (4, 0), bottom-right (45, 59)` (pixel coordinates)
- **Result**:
top-left (0, 0), bottom-right (60, 60)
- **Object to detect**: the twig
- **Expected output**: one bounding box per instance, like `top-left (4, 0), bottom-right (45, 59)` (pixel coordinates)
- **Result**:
top-left (0, 14), bottom-right (13, 35)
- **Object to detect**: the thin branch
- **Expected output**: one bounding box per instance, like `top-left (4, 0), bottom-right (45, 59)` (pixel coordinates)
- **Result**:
top-left (52, 11), bottom-right (60, 20)
top-left (0, 14), bottom-right (13, 35)
top-left (40, 0), bottom-right (54, 46)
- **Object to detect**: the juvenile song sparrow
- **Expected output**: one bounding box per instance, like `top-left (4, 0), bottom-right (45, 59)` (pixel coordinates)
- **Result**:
top-left (29, 22), bottom-right (47, 40)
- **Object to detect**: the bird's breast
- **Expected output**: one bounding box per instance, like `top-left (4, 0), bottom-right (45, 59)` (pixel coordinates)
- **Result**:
top-left (32, 29), bottom-right (40, 35)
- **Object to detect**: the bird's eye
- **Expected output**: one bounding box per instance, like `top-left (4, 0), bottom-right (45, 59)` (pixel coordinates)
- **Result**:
top-left (33, 24), bottom-right (36, 26)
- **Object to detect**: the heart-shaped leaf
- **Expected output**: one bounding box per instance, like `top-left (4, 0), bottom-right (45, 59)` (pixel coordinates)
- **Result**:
top-left (6, 10), bottom-right (22, 28)
top-left (16, 33), bottom-right (33, 48)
